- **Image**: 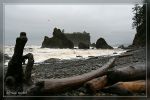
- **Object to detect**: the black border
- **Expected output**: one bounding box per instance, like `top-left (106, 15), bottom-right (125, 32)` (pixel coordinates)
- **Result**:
top-left (0, 0), bottom-right (149, 100)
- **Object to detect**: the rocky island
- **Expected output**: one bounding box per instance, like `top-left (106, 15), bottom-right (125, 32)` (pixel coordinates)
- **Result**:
top-left (96, 37), bottom-right (113, 49)
top-left (41, 28), bottom-right (74, 49)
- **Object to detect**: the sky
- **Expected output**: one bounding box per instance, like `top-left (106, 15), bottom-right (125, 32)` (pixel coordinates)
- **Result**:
top-left (5, 4), bottom-right (136, 46)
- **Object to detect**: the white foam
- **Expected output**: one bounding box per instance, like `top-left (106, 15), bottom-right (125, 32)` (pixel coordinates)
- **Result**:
top-left (4, 45), bottom-right (126, 66)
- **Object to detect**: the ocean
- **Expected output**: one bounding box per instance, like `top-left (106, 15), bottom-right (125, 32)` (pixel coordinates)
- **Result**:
top-left (4, 45), bottom-right (126, 66)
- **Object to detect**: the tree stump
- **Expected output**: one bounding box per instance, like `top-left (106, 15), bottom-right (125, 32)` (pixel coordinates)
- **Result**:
top-left (5, 32), bottom-right (34, 94)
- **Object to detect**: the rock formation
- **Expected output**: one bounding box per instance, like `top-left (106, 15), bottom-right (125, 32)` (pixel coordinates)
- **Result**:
top-left (96, 37), bottom-right (113, 49)
top-left (118, 45), bottom-right (125, 49)
top-left (65, 32), bottom-right (90, 47)
top-left (132, 23), bottom-right (146, 47)
top-left (41, 28), bottom-right (74, 48)
top-left (91, 43), bottom-right (96, 48)
top-left (78, 42), bottom-right (89, 49)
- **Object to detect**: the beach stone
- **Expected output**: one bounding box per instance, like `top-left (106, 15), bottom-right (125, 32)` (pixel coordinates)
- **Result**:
top-left (96, 93), bottom-right (101, 96)
top-left (31, 73), bottom-right (35, 77)
top-left (113, 52), bottom-right (117, 54)
top-left (79, 92), bottom-right (85, 96)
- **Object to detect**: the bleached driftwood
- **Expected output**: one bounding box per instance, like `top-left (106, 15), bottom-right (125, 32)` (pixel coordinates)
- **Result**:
top-left (28, 58), bottom-right (116, 95)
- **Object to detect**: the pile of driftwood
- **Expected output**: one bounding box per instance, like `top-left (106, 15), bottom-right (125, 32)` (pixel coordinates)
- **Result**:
top-left (4, 32), bottom-right (146, 96)
top-left (28, 59), bottom-right (145, 96)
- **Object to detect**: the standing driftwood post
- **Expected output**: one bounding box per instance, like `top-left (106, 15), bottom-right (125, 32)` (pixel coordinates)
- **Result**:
top-left (5, 32), bottom-right (27, 91)
top-left (5, 32), bottom-right (34, 94)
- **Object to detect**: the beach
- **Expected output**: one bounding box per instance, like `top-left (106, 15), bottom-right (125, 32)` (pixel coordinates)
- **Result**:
top-left (4, 47), bottom-right (146, 96)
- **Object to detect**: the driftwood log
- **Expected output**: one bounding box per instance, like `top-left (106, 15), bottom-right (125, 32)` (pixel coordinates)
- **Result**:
top-left (84, 75), bottom-right (108, 93)
top-left (5, 32), bottom-right (34, 93)
top-left (126, 49), bottom-right (135, 52)
top-left (118, 53), bottom-right (133, 58)
top-left (23, 53), bottom-right (34, 85)
top-left (5, 32), bottom-right (27, 91)
top-left (107, 63), bottom-right (146, 84)
top-left (28, 58), bottom-right (116, 95)
top-left (83, 59), bottom-right (146, 94)
top-left (101, 80), bottom-right (146, 96)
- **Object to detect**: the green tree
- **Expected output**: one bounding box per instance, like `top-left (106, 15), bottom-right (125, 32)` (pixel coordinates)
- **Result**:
top-left (132, 3), bottom-right (146, 47)
top-left (132, 4), bottom-right (144, 30)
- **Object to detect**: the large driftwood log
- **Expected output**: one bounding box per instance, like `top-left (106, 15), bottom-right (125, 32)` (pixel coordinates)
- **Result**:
top-left (84, 75), bottom-right (108, 93)
top-left (126, 49), bottom-right (135, 52)
top-left (28, 58), bottom-right (116, 95)
top-left (101, 80), bottom-right (146, 96)
top-left (5, 32), bottom-right (27, 90)
top-left (5, 32), bottom-right (34, 95)
top-left (107, 63), bottom-right (146, 84)
top-left (118, 53), bottom-right (133, 58)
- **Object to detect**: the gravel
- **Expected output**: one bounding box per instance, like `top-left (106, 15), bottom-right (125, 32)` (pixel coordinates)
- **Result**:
top-left (31, 56), bottom-right (111, 80)
top-left (4, 47), bottom-right (146, 96)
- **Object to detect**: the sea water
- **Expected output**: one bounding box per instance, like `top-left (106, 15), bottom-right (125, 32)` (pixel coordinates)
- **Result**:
top-left (4, 45), bottom-right (126, 66)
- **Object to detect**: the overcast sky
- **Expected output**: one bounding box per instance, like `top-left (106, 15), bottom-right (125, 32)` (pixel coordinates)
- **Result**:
top-left (5, 4), bottom-right (136, 46)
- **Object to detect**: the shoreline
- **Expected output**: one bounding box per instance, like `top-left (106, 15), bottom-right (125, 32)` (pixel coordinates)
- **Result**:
top-left (31, 56), bottom-right (112, 80)
top-left (3, 47), bottom-right (146, 96)
top-left (4, 47), bottom-right (126, 66)
top-left (33, 47), bottom-right (146, 96)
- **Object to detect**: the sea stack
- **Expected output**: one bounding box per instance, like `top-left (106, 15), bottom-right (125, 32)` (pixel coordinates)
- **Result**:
top-left (96, 37), bottom-right (113, 49)
top-left (41, 28), bottom-right (74, 49)
top-left (78, 42), bottom-right (89, 49)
